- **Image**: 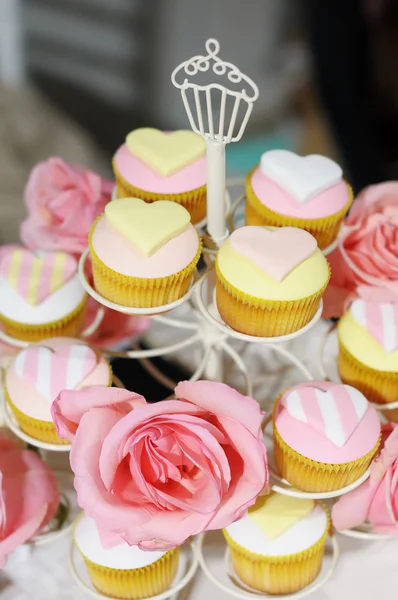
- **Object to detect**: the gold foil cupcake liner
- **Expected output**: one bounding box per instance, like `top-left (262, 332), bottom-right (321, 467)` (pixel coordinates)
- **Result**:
top-left (5, 363), bottom-right (112, 445)
top-left (338, 341), bottom-right (398, 422)
top-left (113, 160), bottom-right (207, 224)
top-left (5, 389), bottom-right (70, 445)
top-left (245, 168), bottom-right (353, 250)
top-left (215, 261), bottom-right (330, 337)
top-left (0, 296), bottom-right (88, 342)
top-left (223, 507), bottom-right (330, 595)
top-left (89, 218), bottom-right (202, 309)
top-left (81, 546), bottom-right (179, 600)
top-left (272, 398), bottom-right (380, 492)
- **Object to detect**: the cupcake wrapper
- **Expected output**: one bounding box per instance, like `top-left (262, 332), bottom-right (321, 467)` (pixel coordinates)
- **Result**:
top-left (338, 341), bottom-right (398, 422)
top-left (5, 363), bottom-right (112, 445)
top-left (113, 160), bottom-right (207, 224)
top-left (223, 508), bottom-right (330, 595)
top-left (82, 547), bottom-right (179, 600)
top-left (215, 261), bottom-right (330, 337)
top-left (89, 217), bottom-right (202, 309)
top-left (245, 168), bottom-right (353, 250)
top-left (0, 296), bottom-right (88, 342)
top-left (272, 396), bottom-right (380, 492)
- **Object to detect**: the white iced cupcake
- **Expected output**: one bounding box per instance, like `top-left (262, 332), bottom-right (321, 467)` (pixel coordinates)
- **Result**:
top-left (223, 493), bottom-right (329, 595)
top-left (74, 515), bottom-right (179, 600)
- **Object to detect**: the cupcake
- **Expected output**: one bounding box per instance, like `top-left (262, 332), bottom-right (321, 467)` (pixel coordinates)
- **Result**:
top-left (0, 248), bottom-right (87, 341)
top-left (223, 493), bottom-right (330, 595)
top-left (5, 337), bottom-right (111, 444)
top-left (215, 225), bottom-right (330, 336)
top-left (273, 381), bottom-right (381, 492)
top-left (245, 150), bottom-right (353, 250)
top-left (74, 514), bottom-right (179, 600)
top-left (338, 299), bottom-right (398, 421)
top-left (112, 128), bottom-right (207, 224)
top-left (89, 197), bottom-right (201, 308)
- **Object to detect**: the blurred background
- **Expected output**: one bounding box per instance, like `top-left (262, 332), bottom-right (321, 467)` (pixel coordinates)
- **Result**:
top-left (1, 0), bottom-right (398, 242)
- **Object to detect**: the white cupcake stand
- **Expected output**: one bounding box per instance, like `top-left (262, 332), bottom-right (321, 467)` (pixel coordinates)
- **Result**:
top-left (0, 39), bottom-right (396, 600)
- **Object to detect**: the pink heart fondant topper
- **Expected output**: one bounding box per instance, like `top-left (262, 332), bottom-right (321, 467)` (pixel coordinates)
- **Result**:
top-left (14, 344), bottom-right (98, 402)
top-left (229, 226), bottom-right (317, 282)
top-left (282, 384), bottom-right (368, 447)
top-left (350, 299), bottom-right (398, 354)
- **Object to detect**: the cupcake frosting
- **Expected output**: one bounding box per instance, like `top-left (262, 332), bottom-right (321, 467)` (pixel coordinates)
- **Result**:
top-left (225, 494), bottom-right (328, 556)
top-left (91, 198), bottom-right (200, 278)
top-left (114, 128), bottom-right (206, 194)
top-left (216, 226), bottom-right (329, 300)
top-left (75, 515), bottom-right (166, 569)
top-left (250, 150), bottom-right (349, 219)
top-left (0, 248), bottom-right (86, 324)
top-left (338, 300), bottom-right (398, 372)
top-left (274, 381), bottom-right (381, 463)
top-left (6, 338), bottom-right (110, 422)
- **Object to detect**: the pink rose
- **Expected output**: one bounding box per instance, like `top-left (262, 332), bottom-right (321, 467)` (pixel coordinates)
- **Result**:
top-left (332, 423), bottom-right (398, 534)
top-left (323, 182), bottom-right (398, 318)
top-left (20, 157), bottom-right (113, 255)
top-left (0, 436), bottom-right (60, 566)
top-left (53, 381), bottom-right (268, 550)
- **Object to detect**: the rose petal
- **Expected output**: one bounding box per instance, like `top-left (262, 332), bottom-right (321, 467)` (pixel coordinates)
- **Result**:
top-left (175, 381), bottom-right (264, 436)
top-left (52, 387), bottom-right (147, 441)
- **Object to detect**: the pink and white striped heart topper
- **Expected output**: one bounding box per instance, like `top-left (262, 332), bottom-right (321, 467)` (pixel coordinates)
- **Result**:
top-left (281, 384), bottom-right (368, 447)
top-left (350, 299), bottom-right (398, 353)
top-left (0, 249), bottom-right (77, 306)
top-left (230, 226), bottom-right (317, 282)
top-left (13, 344), bottom-right (97, 402)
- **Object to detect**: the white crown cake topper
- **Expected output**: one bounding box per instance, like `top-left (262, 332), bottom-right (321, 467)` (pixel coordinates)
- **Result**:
top-left (171, 38), bottom-right (259, 143)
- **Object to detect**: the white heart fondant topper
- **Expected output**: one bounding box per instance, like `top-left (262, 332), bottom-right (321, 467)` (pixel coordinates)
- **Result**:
top-left (14, 344), bottom-right (97, 402)
top-left (350, 299), bottom-right (398, 354)
top-left (260, 150), bottom-right (342, 204)
top-left (229, 226), bottom-right (317, 282)
top-left (282, 384), bottom-right (368, 447)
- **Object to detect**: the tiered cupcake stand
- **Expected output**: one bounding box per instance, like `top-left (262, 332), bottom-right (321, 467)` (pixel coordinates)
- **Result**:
top-left (0, 39), bottom-right (395, 600)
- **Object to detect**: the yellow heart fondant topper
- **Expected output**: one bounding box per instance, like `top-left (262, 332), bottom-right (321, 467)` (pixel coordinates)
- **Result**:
top-left (126, 128), bottom-right (206, 177)
top-left (248, 493), bottom-right (314, 540)
top-left (105, 198), bottom-right (191, 257)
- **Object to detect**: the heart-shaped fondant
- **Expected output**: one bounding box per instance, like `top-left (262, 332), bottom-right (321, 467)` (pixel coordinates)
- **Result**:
top-left (0, 249), bottom-right (77, 306)
top-left (105, 198), bottom-right (191, 256)
top-left (13, 344), bottom-right (97, 402)
top-left (126, 128), bottom-right (206, 176)
top-left (229, 226), bottom-right (317, 282)
top-left (249, 494), bottom-right (314, 540)
top-left (260, 150), bottom-right (342, 204)
top-left (282, 384), bottom-right (368, 447)
top-left (350, 299), bottom-right (398, 353)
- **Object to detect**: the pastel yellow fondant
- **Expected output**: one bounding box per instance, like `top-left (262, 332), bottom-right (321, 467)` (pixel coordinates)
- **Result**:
top-left (105, 198), bottom-right (191, 257)
top-left (126, 128), bottom-right (206, 176)
top-left (249, 494), bottom-right (315, 540)
top-left (338, 311), bottom-right (398, 372)
top-left (216, 238), bottom-right (329, 301)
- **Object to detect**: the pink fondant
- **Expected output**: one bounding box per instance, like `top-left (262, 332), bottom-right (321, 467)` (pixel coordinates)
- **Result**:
top-left (350, 299), bottom-right (398, 353)
top-left (0, 250), bottom-right (77, 304)
top-left (281, 385), bottom-right (367, 447)
top-left (91, 216), bottom-right (199, 278)
top-left (251, 167), bottom-right (350, 219)
top-left (275, 381), bottom-right (381, 463)
top-left (114, 144), bottom-right (207, 194)
top-left (14, 345), bottom-right (97, 403)
top-left (6, 338), bottom-right (110, 422)
top-left (229, 226), bottom-right (317, 282)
